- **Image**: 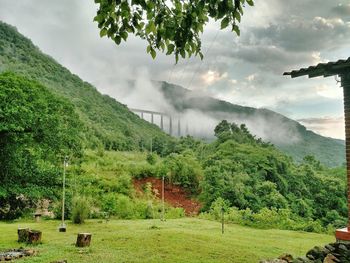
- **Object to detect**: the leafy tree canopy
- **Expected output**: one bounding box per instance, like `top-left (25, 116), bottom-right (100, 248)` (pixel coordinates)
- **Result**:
top-left (0, 72), bottom-right (83, 219)
top-left (94, 0), bottom-right (254, 61)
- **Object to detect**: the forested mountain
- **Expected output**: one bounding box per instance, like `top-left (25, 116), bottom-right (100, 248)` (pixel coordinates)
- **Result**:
top-left (159, 82), bottom-right (345, 167)
top-left (0, 21), bottom-right (171, 151)
top-left (0, 20), bottom-right (345, 168)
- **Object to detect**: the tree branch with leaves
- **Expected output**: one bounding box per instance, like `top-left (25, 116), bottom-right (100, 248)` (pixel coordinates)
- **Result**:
top-left (94, 0), bottom-right (254, 62)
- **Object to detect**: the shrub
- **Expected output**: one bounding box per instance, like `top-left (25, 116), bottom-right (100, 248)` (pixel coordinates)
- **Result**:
top-left (146, 153), bottom-right (157, 165)
top-left (101, 193), bottom-right (118, 215)
top-left (114, 194), bottom-right (134, 219)
top-left (72, 196), bottom-right (90, 224)
top-left (165, 207), bottom-right (185, 219)
top-left (52, 193), bottom-right (73, 220)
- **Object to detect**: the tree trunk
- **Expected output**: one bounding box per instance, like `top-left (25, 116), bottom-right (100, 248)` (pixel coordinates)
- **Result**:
top-left (17, 228), bottom-right (30, 243)
top-left (76, 233), bottom-right (92, 247)
top-left (27, 230), bottom-right (42, 244)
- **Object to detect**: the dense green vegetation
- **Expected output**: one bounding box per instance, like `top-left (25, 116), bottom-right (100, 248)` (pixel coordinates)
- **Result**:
top-left (0, 73), bottom-right (82, 219)
top-left (0, 218), bottom-right (333, 263)
top-left (160, 81), bottom-right (345, 167)
top-left (0, 21), bottom-right (172, 152)
top-left (183, 121), bottom-right (346, 233)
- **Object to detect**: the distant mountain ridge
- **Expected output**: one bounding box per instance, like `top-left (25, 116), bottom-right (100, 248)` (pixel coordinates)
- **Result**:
top-left (159, 81), bottom-right (345, 167)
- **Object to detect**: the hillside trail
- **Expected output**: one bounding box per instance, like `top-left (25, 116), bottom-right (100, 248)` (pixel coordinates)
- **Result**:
top-left (133, 177), bottom-right (201, 216)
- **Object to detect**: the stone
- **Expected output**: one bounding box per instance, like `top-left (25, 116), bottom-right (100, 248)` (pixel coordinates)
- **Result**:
top-left (338, 243), bottom-right (348, 252)
top-left (306, 246), bottom-right (326, 261)
top-left (323, 254), bottom-right (339, 263)
top-left (24, 249), bottom-right (35, 256)
top-left (292, 256), bottom-right (312, 263)
top-left (325, 245), bottom-right (336, 252)
top-left (278, 254), bottom-right (293, 263)
top-left (259, 260), bottom-right (287, 263)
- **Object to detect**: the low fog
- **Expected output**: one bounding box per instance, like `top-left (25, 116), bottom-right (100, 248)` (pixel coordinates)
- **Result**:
top-left (97, 68), bottom-right (302, 145)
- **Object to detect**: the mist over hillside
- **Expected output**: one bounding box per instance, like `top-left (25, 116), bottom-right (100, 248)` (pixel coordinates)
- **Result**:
top-left (113, 79), bottom-right (345, 167)
top-left (0, 21), bottom-right (345, 167)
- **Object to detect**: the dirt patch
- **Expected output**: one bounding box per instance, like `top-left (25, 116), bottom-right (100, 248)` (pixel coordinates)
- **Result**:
top-left (133, 177), bottom-right (201, 216)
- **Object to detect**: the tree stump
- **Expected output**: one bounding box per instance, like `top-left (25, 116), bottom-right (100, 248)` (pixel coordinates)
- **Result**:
top-left (17, 228), bottom-right (30, 243)
top-left (34, 213), bottom-right (42, 222)
top-left (28, 230), bottom-right (42, 244)
top-left (76, 233), bottom-right (92, 247)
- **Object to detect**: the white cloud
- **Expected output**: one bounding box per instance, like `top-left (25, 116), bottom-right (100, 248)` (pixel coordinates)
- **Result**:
top-left (298, 117), bottom-right (345, 139)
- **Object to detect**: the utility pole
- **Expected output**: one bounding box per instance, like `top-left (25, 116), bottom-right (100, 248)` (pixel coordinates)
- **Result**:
top-left (59, 156), bottom-right (68, 232)
top-left (221, 206), bottom-right (224, 234)
top-left (161, 175), bottom-right (165, 221)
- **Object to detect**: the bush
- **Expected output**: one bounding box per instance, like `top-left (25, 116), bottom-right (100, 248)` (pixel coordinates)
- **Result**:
top-left (101, 193), bottom-right (118, 215)
top-left (146, 153), bottom-right (157, 165)
top-left (201, 205), bottom-right (328, 233)
top-left (72, 196), bottom-right (90, 224)
top-left (52, 193), bottom-right (73, 220)
top-left (114, 194), bottom-right (134, 219)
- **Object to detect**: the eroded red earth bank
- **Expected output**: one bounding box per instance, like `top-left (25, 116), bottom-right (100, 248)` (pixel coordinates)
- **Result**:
top-left (133, 177), bottom-right (201, 215)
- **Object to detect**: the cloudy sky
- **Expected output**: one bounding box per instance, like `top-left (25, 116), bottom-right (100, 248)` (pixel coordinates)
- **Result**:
top-left (0, 0), bottom-right (349, 139)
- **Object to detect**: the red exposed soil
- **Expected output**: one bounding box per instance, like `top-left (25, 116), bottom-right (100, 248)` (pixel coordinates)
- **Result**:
top-left (133, 177), bottom-right (202, 216)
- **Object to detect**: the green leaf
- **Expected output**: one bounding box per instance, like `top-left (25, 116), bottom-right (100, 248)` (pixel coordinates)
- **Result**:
top-left (180, 49), bottom-right (185, 58)
top-left (150, 47), bottom-right (156, 59)
top-left (246, 0), bottom-right (254, 6)
top-left (221, 17), bottom-right (230, 29)
top-left (100, 28), bottom-right (108, 37)
top-left (199, 52), bottom-right (204, 60)
top-left (232, 25), bottom-right (240, 36)
top-left (114, 35), bottom-right (122, 45)
top-left (234, 11), bottom-right (241, 23)
top-left (166, 44), bottom-right (175, 55)
top-left (120, 31), bottom-right (128, 41)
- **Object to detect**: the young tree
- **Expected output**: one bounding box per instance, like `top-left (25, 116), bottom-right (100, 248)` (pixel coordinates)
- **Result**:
top-left (94, 0), bottom-right (254, 61)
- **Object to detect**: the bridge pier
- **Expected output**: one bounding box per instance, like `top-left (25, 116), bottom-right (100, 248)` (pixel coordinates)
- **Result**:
top-left (129, 107), bottom-right (185, 137)
top-left (160, 115), bottom-right (164, 130)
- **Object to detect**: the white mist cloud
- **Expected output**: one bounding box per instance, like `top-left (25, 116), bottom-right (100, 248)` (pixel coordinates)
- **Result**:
top-left (298, 117), bottom-right (345, 139)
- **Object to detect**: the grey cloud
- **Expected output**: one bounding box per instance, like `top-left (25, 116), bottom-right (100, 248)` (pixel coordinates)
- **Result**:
top-left (332, 4), bottom-right (350, 17)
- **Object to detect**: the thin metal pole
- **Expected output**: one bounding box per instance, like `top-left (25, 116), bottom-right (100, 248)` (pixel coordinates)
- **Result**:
top-left (61, 156), bottom-right (67, 227)
top-left (221, 206), bottom-right (224, 234)
top-left (161, 175), bottom-right (165, 221)
top-left (160, 115), bottom-right (164, 130)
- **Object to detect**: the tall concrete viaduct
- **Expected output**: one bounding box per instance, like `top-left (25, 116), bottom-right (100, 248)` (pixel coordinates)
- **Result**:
top-left (129, 108), bottom-right (187, 137)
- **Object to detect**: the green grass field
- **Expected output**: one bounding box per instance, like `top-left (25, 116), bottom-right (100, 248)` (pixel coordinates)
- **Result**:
top-left (0, 218), bottom-right (334, 262)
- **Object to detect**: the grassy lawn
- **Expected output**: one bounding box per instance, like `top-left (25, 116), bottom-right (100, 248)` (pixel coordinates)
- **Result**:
top-left (0, 218), bottom-right (333, 263)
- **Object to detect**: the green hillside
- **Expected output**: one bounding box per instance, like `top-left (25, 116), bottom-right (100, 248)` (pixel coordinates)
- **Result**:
top-left (160, 82), bottom-right (345, 167)
top-left (0, 21), bottom-right (170, 151)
